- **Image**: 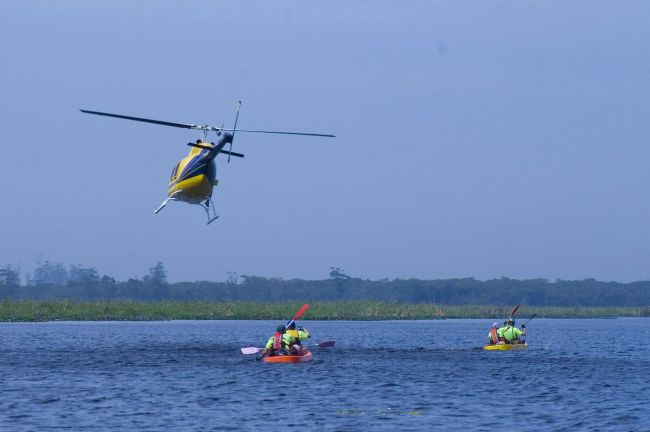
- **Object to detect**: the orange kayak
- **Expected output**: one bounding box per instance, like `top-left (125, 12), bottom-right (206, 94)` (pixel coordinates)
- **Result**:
top-left (263, 350), bottom-right (313, 364)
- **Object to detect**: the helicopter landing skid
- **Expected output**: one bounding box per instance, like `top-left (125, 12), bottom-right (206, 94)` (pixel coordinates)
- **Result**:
top-left (200, 198), bottom-right (219, 225)
top-left (154, 190), bottom-right (182, 214)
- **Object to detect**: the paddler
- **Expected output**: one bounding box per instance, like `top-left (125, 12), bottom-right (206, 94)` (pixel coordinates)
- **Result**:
top-left (497, 318), bottom-right (526, 344)
top-left (286, 322), bottom-right (310, 354)
top-left (256, 325), bottom-right (296, 360)
top-left (487, 322), bottom-right (500, 344)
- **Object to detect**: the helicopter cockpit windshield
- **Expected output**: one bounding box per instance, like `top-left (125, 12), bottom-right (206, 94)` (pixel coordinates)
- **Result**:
top-left (170, 162), bottom-right (180, 182)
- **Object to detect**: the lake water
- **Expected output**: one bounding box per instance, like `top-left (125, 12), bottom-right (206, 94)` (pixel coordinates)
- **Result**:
top-left (1, 319), bottom-right (648, 431)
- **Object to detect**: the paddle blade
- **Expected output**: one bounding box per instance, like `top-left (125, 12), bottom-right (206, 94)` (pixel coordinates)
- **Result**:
top-left (285, 303), bottom-right (310, 329)
top-left (523, 314), bottom-right (537, 326)
top-left (294, 303), bottom-right (309, 321)
top-left (509, 305), bottom-right (521, 318)
top-left (317, 340), bottom-right (335, 348)
top-left (241, 347), bottom-right (262, 355)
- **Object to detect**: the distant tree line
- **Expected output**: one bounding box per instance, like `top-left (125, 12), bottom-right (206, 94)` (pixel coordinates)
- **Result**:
top-left (1, 263), bottom-right (649, 307)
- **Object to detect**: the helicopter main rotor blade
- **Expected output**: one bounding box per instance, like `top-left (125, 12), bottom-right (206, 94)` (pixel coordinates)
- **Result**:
top-left (221, 128), bottom-right (335, 138)
top-left (80, 109), bottom-right (334, 137)
top-left (80, 109), bottom-right (215, 131)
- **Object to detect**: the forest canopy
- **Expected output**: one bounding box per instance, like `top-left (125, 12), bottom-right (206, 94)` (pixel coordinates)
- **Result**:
top-left (1, 262), bottom-right (649, 307)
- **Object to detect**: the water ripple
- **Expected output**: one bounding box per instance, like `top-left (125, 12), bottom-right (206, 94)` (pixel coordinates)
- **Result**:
top-left (0, 319), bottom-right (649, 431)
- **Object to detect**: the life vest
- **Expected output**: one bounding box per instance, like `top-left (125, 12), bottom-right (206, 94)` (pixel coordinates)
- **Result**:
top-left (489, 327), bottom-right (499, 344)
top-left (273, 332), bottom-right (283, 351)
top-left (286, 329), bottom-right (301, 345)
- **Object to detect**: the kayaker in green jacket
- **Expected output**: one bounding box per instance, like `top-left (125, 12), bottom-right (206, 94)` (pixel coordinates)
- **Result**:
top-left (497, 318), bottom-right (526, 344)
top-left (256, 325), bottom-right (297, 360)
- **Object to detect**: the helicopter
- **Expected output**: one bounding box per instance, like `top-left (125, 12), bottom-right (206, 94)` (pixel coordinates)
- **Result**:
top-left (80, 102), bottom-right (335, 224)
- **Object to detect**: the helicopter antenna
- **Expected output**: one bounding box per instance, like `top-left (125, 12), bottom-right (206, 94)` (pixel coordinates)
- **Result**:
top-left (228, 101), bottom-right (242, 163)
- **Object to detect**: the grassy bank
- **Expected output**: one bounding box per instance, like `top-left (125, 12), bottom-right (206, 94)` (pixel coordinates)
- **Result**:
top-left (0, 300), bottom-right (647, 321)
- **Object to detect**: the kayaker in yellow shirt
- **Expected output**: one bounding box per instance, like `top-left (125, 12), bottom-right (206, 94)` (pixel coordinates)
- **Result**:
top-left (285, 322), bottom-right (310, 354)
top-left (497, 318), bottom-right (526, 344)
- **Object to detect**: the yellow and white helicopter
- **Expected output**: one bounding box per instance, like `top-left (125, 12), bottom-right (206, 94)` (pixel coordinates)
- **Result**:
top-left (81, 102), bottom-right (334, 224)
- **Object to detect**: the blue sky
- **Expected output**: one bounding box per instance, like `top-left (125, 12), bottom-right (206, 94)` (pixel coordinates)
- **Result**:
top-left (1, 1), bottom-right (649, 282)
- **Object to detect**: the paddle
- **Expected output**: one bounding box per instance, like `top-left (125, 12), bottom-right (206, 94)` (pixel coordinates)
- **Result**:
top-left (509, 304), bottom-right (521, 319)
top-left (241, 339), bottom-right (335, 355)
top-left (285, 303), bottom-right (309, 328)
top-left (522, 314), bottom-right (537, 327)
top-left (316, 339), bottom-right (335, 348)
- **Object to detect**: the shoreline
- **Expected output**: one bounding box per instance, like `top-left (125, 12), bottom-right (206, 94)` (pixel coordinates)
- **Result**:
top-left (0, 300), bottom-right (647, 322)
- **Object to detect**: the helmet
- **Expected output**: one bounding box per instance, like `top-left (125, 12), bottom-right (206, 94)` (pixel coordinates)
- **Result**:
top-left (287, 322), bottom-right (296, 330)
top-left (276, 325), bottom-right (286, 333)
top-left (492, 322), bottom-right (498, 327)
top-left (507, 318), bottom-right (515, 325)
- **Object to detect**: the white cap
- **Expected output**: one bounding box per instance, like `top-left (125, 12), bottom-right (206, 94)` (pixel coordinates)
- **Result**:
top-left (492, 322), bottom-right (498, 327)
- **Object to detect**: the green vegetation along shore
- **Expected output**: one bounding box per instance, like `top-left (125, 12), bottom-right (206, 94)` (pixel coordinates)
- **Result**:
top-left (0, 300), bottom-right (648, 322)
top-left (4, 263), bottom-right (650, 308)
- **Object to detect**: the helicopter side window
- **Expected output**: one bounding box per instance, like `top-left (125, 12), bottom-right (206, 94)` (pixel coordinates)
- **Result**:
top-left (170, 163), bottom-right (180, 180)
